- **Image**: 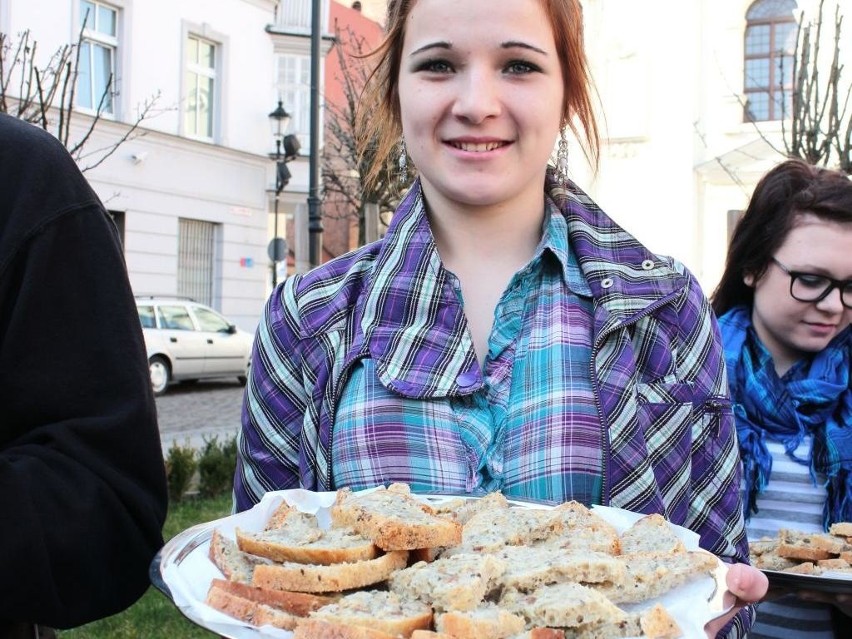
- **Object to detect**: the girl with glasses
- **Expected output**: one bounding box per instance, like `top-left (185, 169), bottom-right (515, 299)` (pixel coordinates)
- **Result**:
top-left (712, 159), bottom-right (852, 637)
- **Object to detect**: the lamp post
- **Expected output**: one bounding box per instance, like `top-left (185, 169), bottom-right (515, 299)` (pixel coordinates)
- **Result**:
top-left (268, 100), bottom-right (299, 287)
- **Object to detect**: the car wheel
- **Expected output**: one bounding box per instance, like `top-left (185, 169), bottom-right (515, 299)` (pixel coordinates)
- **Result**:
top-left (149, 356), bottom-right (171, 395)
top-left (237, 360), bottom-right (250, 386)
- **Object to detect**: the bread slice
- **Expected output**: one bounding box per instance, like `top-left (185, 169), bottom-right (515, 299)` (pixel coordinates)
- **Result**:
top-left (752, 548), bottom-right (799, 572)
top-left (778, 528), bottom-right (847, 561)
top-left (639, 604), bottom-right (682, 639)
top-left (571, 603), bottom-right (681, 639)
top-left (331, 484), bottom-right (462, 551)
top-left (308, 590), bottom-right (432, 637)
top-left (501, 582), bottom-right (628, 628)
top-left (292, 618), bottom-right (400, 639)
top-left (619, 514), bottom-right (685, 555)
top-left (205, 582), bottom-right (300, 630)
top-left (435, 603), bottom-right (526, 639)
top-left (236, 525), bottom-right (379, 565)
top-left (411, 631), bottom-right (455, 639)
top-left (389, 552), bottom-right (507, 612)
top-left (207, 578), bottom-right (338, 616)
top-left (535, 502), bottom-right (621, 555)
top-left (509, 631), bottom-right (567, 639)
top-left (208, 528), bottom-right (273, 583)
top-left (432, 492), bottom-right (510, 525)
top-left (829, 522), bottom-right (852, 537)
top-left (591, 550), bottom-right (718, 604)
top-left (496, 547), bottom-right (626, 591)
top-left (252, 550), bottom-right (408, 593)
top-left (444, 506), bottom-right (560, 556)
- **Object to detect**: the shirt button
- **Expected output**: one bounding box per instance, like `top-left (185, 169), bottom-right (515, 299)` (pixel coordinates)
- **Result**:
top-left (456, 370), bottom-right (479, 388)
top-left (601, 277), bottom-right (614, 289)
top-left (641, 259), bottom-right (655, 270)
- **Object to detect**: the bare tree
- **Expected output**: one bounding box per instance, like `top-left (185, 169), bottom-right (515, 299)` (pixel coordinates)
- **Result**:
top-left (782, 0), bottom-right (851, 173)
top-left (0, 20), bottom-right (159, 172)
top-left (322, 24), bottom-right (411, 247)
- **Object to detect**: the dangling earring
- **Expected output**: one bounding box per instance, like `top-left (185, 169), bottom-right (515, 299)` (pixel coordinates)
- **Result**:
top-left (398, 139), bottom-right (408, 184)
top-left (556, 129), bottom-right (569, 183)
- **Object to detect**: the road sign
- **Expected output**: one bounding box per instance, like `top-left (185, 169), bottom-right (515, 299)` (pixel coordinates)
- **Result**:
top-left (267, 237), bottom-right (287, 262)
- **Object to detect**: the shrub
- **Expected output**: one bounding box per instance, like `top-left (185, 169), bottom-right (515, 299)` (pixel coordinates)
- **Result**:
top-left (165, 440), bottom-right (197, 502)
top-left (197, 433), bottom-right (238, 498)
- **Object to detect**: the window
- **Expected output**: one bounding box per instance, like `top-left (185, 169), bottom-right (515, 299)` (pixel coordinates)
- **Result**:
top-left (185, 35), bottom-right (217, 139)
top-left (277, 54), bottom-right (311, 152)
top-left (177, 218), bottom-right (217, 307)
top-left (137, 305), bottom-right (156, 329)
top-left (193, 307), bottom-right (231, 333)
top-left (158, 306), bottom-right (195, 331)
top-left (78, 1), bottom-right (118, 113)
top-left (744, 0), bottom-right (798, 122)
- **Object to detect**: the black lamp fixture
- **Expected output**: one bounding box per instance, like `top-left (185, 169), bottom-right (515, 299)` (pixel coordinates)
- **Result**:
top-left (267, 100), bottom-right (301, 287)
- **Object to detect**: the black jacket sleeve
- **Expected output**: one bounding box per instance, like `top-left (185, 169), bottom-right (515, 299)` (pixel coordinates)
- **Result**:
top-left (0, 115), bottom-right (168, 629)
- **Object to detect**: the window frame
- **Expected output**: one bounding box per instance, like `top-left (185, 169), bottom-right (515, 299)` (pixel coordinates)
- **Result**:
top-left (743, 0), bottom-right (798, 122)
top-left (184, 33), bottom-right (219, 142)
top-left (77, 0), bottom-right (120, 116)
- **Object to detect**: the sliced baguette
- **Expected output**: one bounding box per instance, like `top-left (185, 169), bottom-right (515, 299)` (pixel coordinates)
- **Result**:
top-left (293, 618), bottom-right (400, 639)
top-left (435, 603), bottom-right (526, 639)
top-left (252, 550), bottom-right (409, 593)
top-left (236, 525), bottom-right (379, 565)
top-left (591, 550), bottom-right (717, 604)
top-left (205, 582), bottom-right (300, 630)
top-left (309, 590), bottom-right (432, 637)
top-left (501, 582), bottom-right (628, 629)
top-left (331, 483), bottom-right (462, 551)
top-left (208, 578), bottom-right (337, 616)
top-left (208, 528), bottom-right (272, 583)
top-left (389, 552), bottom-right (507, 612)
top-left (619, 514), bottom-right (686, 555)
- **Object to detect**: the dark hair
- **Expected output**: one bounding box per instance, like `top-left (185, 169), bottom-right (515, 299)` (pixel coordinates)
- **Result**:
top-left (711, 159), bottom-right (852, 316)
top-left (355, 0), bottom-right (600, 191)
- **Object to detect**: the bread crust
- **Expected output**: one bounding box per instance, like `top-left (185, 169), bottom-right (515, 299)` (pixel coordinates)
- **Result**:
top-left (204, 583), bottom-right (300, 630)
top-left (311, 590), bottom-right (433, 636)
top-left (236, 526), bottom-right (379, 565)
top-left (293, 618), bottom-right (399, 639)
top-left (208, 578), bottom-right (337, 616)
top-left (435, 605), bottom-right (526, 639)
top-left (331, 484), bottom-right (462, 551)
top-left (208, 528), bottom-right (271, 583)
top-left (252, 550), bottom-right (409, 593)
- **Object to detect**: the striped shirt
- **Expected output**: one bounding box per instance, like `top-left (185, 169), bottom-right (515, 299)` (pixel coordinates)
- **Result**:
top-left (332, 210), bottom-right (603, 504)
top-left (747, 440), bottom-right (835, 638)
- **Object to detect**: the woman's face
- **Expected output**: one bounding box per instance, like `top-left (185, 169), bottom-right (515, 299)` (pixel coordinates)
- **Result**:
top-left (747, 213), bottom-right (852, 372)
top-left (397, 0), bottom-right (564, 213)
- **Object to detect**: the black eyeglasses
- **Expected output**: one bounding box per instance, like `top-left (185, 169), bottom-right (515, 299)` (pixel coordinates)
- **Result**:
top-left (771, 257), bottom-right (852, 309)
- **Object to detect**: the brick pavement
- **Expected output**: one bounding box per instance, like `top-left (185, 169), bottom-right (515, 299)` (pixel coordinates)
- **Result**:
top-left (155, 379), bottom-right (246, 452)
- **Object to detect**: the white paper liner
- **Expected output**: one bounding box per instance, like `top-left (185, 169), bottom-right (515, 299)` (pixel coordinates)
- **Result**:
top-left (159, 489), bottom-right (731, 639)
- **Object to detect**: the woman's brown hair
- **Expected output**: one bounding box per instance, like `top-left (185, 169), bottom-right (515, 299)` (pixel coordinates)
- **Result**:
top-left (711, 159), bottom-right (852, 317)
top-left (355, 0), bottom-right (600, 192)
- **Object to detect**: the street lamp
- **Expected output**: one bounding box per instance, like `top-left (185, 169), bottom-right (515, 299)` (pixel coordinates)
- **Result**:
top-left (268, 100), bottom-right (300, 287)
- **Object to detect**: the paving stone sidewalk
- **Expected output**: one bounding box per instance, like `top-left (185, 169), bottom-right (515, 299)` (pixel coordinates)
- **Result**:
top-left (155, 379), bottom-right (245, 452)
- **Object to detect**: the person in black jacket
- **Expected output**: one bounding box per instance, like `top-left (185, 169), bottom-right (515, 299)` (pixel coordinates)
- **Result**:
top-left (0, 114), bottom-right (168, 638)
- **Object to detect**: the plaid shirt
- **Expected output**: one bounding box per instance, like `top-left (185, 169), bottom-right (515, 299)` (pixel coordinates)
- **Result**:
top-left (235, 174), bottom-right (753, 636)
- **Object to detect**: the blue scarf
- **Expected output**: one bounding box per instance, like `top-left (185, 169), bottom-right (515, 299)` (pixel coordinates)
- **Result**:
top-left (718, 306), bottom-right (852, 529)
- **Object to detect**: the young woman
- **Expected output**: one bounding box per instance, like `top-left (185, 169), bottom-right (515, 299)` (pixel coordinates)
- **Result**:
top-left (712, 159), bottom-right (852, 637)
top-left (236, 1), bottom-right (766, 635)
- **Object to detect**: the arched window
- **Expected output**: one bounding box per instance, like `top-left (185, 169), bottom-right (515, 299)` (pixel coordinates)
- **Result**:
top-left (744, 0), bottom-right (798, 121)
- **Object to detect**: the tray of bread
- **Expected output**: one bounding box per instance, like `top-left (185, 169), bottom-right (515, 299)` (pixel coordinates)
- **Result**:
top-left (153, 484), bottom-right (732, 639)
top-left (750, 522), bottom-right (852, 594)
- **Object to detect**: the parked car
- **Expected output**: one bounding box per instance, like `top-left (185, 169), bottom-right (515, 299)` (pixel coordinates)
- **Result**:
top-left (135, 297), bottom-right (254, 395)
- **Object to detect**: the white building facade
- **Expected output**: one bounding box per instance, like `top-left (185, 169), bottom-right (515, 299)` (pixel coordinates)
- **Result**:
top-left (0, 0), bottom-right (331, 331)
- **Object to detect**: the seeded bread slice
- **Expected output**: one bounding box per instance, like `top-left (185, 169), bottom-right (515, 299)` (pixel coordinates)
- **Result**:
top-left (252, 550), bottom-right (409, 593)
top-left (389, 552), bottom-right (507, 612)
top-left (432, 492), bottom-right (510, 525)
top-left (443, 507), bottom-right (559, 556)
top-left (236, 525), bottom-right (379, 565)
top-left (591, 550), bottom-right (718, 604)
top-left (496, 547), bottom-right (626, 591)
top-left (411, 631), bottom-right (455, 639)
top-left (208, 528), bottom-right (273, 583)
top-left (207, 578), bottom-right (338, 616)
top-left (508, 631), bottom-right (567, 639)
top-left (778, 528), bottom-right (847, 561)
top-left (829, 522), bottom-right (852, 537)
top-left (571, 603), bottom-right (681, 639)
top-left (308, 590), bottom-right (432, 636)
top-left (501, 582), bottom-right (628, 629)
top-left (331, 484), bottom-right (463, 551)
top-left (435, 603), bottom-right (526, 639)
top-left (292, 618), bottom-right (400, 639)
top-left (535, 502), bottom-right (621, 555)
top-left (619, 514), bottom-right (686, 555)
top-left (205, 582), bottom-right (300, 630)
